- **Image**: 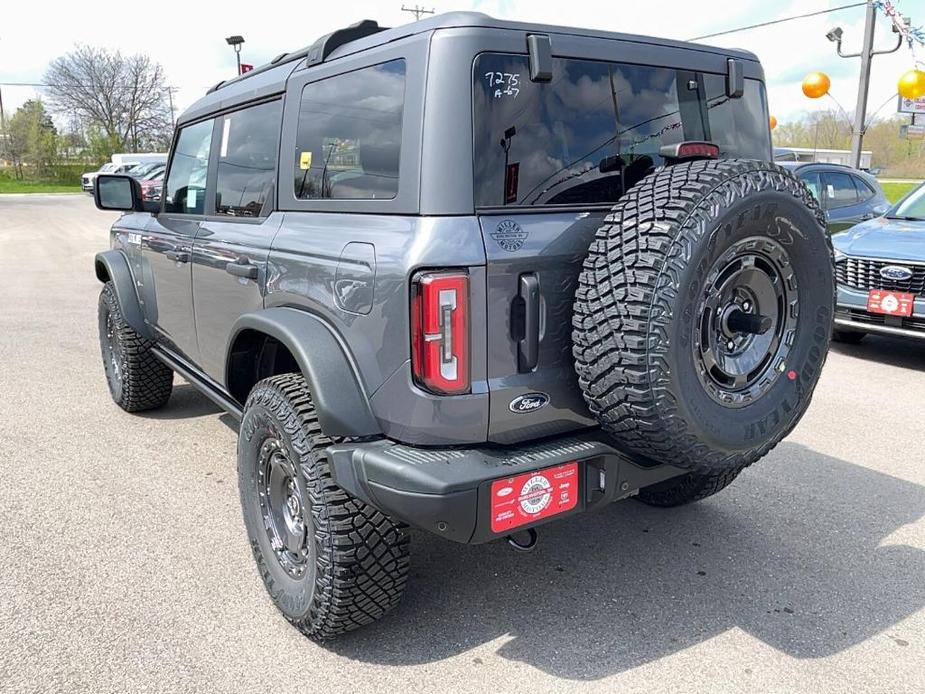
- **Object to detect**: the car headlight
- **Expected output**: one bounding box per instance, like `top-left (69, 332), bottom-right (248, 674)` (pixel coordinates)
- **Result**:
top-left (833, 248), bottom-right (847, 263)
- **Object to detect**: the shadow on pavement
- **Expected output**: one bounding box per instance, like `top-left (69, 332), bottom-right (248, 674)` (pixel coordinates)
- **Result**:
top-left (136, 382), bottom-right (223, 420)
top-left (830, 334), bottom-right (925, 371)
top-left (326, 442), bottom-right (924, 680)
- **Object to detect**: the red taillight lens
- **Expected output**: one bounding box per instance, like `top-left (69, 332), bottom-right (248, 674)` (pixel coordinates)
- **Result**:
top-left (411, 271), bottom-right (469, 395)
top-left (676, 141), bottom-right (720, 159)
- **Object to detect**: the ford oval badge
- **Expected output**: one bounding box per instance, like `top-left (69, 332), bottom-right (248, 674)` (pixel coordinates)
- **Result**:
top-left (509, 392), bottom-right (550, 414)
top-left (880, 265), bottom-right (914, 281)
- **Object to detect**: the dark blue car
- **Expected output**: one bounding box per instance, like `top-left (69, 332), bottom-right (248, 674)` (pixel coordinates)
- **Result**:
top-left (779, 162), bottom-right (890, 233)
top-left (831, 181), bottom-right (925, 342)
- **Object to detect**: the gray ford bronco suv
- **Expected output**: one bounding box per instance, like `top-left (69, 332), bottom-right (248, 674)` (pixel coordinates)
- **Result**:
top-left (93, 13), bottom-right (834, 639)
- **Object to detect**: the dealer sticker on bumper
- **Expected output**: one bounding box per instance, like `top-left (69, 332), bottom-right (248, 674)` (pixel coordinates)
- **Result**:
top-left (490, 462), bottom-right (578, 534)
top-left (867, 289), bottom-right (915, 317)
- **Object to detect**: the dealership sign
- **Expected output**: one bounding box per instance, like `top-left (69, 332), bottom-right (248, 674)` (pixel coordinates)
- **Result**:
top-left (898, 96), bottom-right (925, 115)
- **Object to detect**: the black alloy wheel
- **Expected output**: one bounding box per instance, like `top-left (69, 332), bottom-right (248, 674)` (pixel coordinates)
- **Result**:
top-left (694, 237), bottom-right (798, 408)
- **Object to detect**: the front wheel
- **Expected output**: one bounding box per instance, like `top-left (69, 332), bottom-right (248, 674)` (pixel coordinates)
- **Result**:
top-left (98, 281), bottom-right (173, 412)
top-left (237, 373), bottom-right (409, 639)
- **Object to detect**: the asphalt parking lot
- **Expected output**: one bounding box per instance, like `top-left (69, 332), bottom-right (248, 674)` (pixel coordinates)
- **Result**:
top-left (1, 194), bottom-right (923, 693)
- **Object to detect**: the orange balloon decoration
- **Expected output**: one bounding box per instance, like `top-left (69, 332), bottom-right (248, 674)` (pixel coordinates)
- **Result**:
top-left (898, 69), bottom-right (925, 100)
top-left (769, 115), bottom-right (778, 130)
top-left (802, 72), bottom-right (831, 99)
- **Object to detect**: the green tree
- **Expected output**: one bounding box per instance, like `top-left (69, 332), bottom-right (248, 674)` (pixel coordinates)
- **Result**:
top-left (773, 109), bottom-right (924, 177)
top-left (44, 45), bottom-right (173, 155)
top-left (2, 99), bottom-right (58, 179)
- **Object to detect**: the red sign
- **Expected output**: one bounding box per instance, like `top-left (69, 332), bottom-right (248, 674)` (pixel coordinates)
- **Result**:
top-left (867, 289), bottom-right (915, 317)
top-left (504, 162), bottom-right (519, 204)
top-left (490, 462), bottom-right (579, 534)
top-left (240, 63), bottom-right (254, 74)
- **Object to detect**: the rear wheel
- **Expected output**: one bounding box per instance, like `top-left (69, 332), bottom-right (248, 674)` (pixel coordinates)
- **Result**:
top-left (98, 281), bottom-right (173, 412)
top-left (237, 374), bottom-right (409, 639)
top-left (637, 468), bottom-right (744, 507)
top-left (573, 159), bottom-right (833, 495)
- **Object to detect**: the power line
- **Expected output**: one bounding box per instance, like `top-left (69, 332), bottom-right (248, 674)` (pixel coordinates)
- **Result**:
top-left (688, 2), bottom-right (867, 41)
top-left (401, 5), bottom-right (434, 21)
top-left (1, 81), bottom-right (181, 91)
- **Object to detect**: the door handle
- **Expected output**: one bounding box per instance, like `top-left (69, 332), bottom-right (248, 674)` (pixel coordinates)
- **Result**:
top-left (165, 250), bottom-right (189, 263)
top-left (225, 259), bottom-right (259, 280)
top-left (518, 273), bottom-right (540, 372)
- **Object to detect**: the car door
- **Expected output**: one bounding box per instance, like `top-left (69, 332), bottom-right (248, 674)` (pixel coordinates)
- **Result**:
top-left (142, 117), bottom-right (215, 363)
top-left (822, 170), bottom-right (863, 233)
top-left (192, 99), bottom-right (284, 384)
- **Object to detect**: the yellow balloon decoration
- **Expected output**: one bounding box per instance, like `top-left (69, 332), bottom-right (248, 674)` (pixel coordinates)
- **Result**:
top-left (802, 72), bottom-right (831, 99)
top-left (769, 115), bottom-right (778, 130)
top-left (898, 69), bottom-right (925, 100)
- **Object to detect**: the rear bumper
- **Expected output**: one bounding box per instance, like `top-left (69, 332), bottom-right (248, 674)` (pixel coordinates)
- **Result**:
top-left (835, 285), bottom-right (925, 340)
top-left (328, 431), bottom-right (686, 544)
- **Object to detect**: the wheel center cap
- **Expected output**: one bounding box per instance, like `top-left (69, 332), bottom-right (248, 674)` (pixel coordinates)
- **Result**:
top-left (286, 493), bottom-right (301, 518)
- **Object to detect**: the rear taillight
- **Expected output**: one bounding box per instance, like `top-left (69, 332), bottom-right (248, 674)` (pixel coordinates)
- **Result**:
top-left (411, 271), bottom-right (469, 395)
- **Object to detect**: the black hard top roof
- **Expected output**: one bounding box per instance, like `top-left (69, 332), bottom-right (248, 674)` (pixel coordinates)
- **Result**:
top-left (179, 11), bottom-right (759, 125)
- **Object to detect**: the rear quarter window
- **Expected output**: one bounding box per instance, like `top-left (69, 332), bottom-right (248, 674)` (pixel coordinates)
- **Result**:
top-left (293, 59), bottom-right (405, 201)
top-left (473, 53), bottom-right (769, 208)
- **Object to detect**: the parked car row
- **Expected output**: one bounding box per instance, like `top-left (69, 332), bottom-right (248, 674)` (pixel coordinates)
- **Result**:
top-left (81, 153), bottom-right (167, 193)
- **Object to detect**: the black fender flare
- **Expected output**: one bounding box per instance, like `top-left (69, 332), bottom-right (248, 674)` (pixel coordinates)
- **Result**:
top-left (227, 308), bottom-right (381, 437)
top-left (94, 250), bottom-right (150, 338)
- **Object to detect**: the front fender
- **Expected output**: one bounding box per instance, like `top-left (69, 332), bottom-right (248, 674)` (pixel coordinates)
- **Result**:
top-left (94, 250), bottom-right (150, 338)
top-left (228, 308), bottom-right (381, 437)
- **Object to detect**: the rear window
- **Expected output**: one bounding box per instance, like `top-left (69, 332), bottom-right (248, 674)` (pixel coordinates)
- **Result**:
top-left (473, 54), bottom-right (770, 208)
top-left (293, 59), bottom-right (405, 201)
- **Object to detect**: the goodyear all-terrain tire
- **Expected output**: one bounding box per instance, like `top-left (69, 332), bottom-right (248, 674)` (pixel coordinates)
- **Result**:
top-left (237, 374), bottom-right (409, 640)
top-left (98, 281), bottom-right (173, 412)
top-left (573, 159), bottom-right (834, 493)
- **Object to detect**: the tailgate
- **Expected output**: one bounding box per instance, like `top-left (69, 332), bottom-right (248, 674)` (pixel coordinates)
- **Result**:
top-left (478, 211), bottom-right (605, 444)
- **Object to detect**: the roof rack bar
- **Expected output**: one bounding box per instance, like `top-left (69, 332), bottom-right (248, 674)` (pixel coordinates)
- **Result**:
top-left (206, 19), bottom-right (387, 94)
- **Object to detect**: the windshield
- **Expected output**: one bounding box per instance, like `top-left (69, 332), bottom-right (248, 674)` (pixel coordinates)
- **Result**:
top-left (473, 53), bottom-right (770, 207)
top-left (99, 163), bottom-right (117, 173)
top-left (888, 183), bottom-right (925, 220)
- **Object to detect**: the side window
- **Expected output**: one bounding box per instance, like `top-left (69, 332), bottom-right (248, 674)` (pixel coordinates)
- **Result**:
top-left (294, 59), bottom-right (406, 200)
top-left (215, 100), bottom-right (282, 217)
top-left (164, 119), bottom-right (214, 214)
top-left (823, 172), bottom-right (859, 209)
top-left (853, 175), bottom-right (875, 202)
top-left (801, 172), bottom-right (823, 204)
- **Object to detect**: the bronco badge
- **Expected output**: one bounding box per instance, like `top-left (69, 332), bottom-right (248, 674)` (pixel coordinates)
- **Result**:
top-left (509, 392), bottom-right (550, 413)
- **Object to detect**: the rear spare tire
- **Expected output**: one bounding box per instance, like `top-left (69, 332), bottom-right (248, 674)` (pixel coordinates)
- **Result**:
top-left (573, 159), bottom-right (833, 478)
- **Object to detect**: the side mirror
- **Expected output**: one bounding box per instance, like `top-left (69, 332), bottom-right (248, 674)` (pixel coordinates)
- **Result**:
top-left (94, 174), bottom-right (158, 213)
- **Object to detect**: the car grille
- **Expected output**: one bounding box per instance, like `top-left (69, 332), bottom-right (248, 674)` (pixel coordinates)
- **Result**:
top-left (836, 257), bottom-right (925, 294)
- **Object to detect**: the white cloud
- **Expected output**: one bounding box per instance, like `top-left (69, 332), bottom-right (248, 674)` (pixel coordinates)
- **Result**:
top-left (0, 0), bottom-right (919, 129)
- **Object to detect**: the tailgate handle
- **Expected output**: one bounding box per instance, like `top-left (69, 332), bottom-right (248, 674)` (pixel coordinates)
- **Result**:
top-left (518, 273), bottom-right (540, 372)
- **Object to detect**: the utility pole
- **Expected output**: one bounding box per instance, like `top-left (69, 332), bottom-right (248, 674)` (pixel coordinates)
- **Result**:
top-left (827, 1), bottom-right (903, 168)
top-left (401, 5), bottom-right (434, 21)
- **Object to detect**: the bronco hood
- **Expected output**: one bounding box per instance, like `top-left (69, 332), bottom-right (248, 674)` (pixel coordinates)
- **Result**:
top-left (833, 216), bottom-right (925, 262)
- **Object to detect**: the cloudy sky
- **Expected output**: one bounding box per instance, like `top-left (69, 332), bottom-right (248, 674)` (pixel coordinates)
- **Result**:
top-left (0, 0), bottom-right (920, 126)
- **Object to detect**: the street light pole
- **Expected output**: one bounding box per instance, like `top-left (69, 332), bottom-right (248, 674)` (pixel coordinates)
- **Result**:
top-left (827, 1), bottom-right (903, 169)
top-left (225, 35), bottom-right (245, 76)
top-left (850, 2), bottom-right (877, 169)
